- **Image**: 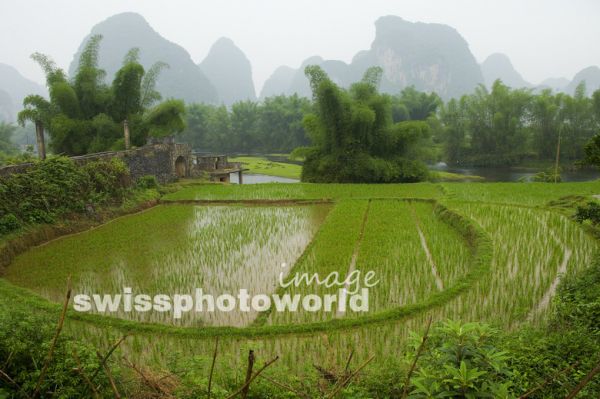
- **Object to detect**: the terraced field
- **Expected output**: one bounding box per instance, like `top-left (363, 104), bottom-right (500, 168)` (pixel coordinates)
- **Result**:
top-left (1, 180), bottom-right (599, 370)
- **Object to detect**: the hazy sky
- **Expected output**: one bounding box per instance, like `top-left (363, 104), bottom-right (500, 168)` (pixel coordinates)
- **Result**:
top-left (1, 0), bottom-right (599, 93)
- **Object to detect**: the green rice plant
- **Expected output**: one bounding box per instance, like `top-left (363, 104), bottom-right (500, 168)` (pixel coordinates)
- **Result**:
top-left (228, 156), bottom-right (302, 179)
top-left (410, 201), bottom-right (472, 289)
top-left (2, 181), bottom-right (598, 374)
top-left (5, 204), bottom-right (329, 327)
top-left (350, 200), bottom-right (437, 314)
top-left (162, 182), bottom-right (443, 202)
top-left (442, 181), bottom-right (600, 207)
top-left (266, 200), bottom-right (369, 325)
top-left (435, 203), bottom-right (598, 326)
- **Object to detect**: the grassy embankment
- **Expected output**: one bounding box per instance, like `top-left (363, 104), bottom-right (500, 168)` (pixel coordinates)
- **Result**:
top-left (230, 155), bottom-right (484, 181)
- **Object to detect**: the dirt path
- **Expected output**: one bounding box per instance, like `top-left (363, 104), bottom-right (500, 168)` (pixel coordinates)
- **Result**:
top-left (409, 204), bottom-right (445, 291)
top-left (336, 200), bottom-right (371, 317)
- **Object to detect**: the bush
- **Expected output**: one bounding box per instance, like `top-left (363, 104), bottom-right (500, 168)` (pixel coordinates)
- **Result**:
top-left (405, 321), bottom-right (514, 398)
top-left (532, 168), bottom-right (561, 182)
top-left (137, 175), bottom-right (159, 189)
top-left (83, 157), bottom-right (131, 202)
top-left (0, 156), bottom-right (133, 236)
top-left (505, 258), bottom-right (600, 398)
top-left (0, 213), bottom-right (21, 234)
top-left (575, 201), bottom-right (600, 225)
top-left (0, 297), bottom-right (115, 397)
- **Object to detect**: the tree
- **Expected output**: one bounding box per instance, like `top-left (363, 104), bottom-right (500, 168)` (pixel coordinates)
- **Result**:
top-left (17, 95), bottom-right (54, 159)
top-left (178, 95), bottom-right (310, 154)
top-left (257, 94), bottom-right (311, 152)
top-left (438, 98), bottom-right (468, 164)
top-left (22, 36), bottom-right (186, 156)
top-left (561, 82), bottom-right (595, 160)
top-left (530, 89), bottom-right (564, 160)
top-left (301, 65), bottom-right (429, 183)
top-left (392, 86), bottom-right (441, 122)
top-left (230, 100), bottom-right (260, 151)
top-left (0, 122), bottom-right (17, 156)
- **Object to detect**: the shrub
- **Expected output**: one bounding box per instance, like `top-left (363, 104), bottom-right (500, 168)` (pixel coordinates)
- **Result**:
top-left (406, 321), bottom-right (514, 398)
top-left (0, 298), bottom-right (115, 397)
top-left (0, 213), bottom-right (20, 234)
top-left (137, 175), bottom-right (159, 189)
top-left (83, 157), bottom-right (131, 202)
top-left (575, 201), bottom-right (600, 225)
top-left (0, 156), bottom-right (133, 236)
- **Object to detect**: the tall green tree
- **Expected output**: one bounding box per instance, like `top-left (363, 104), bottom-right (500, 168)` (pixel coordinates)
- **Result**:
top-left (0, 122), bottom-right (17, 156)
top-left (301, 65), bottom-right (429, 183)
top-left (21, 36), bottom-right (186, 156)
top-left (561, 82), bottom-right (595, 160)
top-left (530, 89), bottom-right (564, 160)
top-left (17, 95), bottom-right (53, 159)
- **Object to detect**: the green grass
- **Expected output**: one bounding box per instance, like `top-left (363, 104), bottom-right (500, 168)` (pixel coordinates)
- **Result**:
top-left (229, 156), bottom-right (302, 179)
top-left (430, 170), bottom-right (485, 182)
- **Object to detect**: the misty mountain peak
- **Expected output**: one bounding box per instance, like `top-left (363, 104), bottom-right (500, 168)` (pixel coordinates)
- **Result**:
top-left (68, 12), bottom-right (218, 104)
top-left (199, 37), bottom-right (256, 105)
top-left (481, 53), bottom-right (531, 88)
top-left (567, 65), bottom-right (600, 94)
top-left (0, 63), bottom-right (46, 122)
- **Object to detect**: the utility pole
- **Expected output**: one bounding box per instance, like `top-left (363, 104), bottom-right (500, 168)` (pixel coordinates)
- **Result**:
top-left (123, 119), bottom-right (131, 150)
top-left (35, 121), bottom-right (46, 160)
top-left (554, 128), bottom-right (561, 183)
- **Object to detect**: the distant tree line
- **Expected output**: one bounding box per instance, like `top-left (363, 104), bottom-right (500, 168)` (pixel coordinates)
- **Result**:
top-left (439, 80), bottom-right (600, 166)
top-left (177, 86), bottom-right (442, 157)
top-left (7, 45), bottom-right (600, 172)
top-left (178, 94), bottom-right (311, 153)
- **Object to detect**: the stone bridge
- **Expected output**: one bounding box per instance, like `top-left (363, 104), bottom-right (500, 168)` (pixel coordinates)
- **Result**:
top-left (0, 137), bottom-right (244, 184)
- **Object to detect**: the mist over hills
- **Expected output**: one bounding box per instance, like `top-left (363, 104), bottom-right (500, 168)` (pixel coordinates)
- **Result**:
top-left (481, 53), bottom-right (531, 89)
top-left (480, 53), bottom-right (600, 94)
top-left (538, 77), bottom-right (570, 92)
top-left (259, 66), bottom-right (296, 99)
top-left (566, 66), bottom-right (600, 95)
top-left (0, 63), bottom-right (46, 122)
top-left (0, 89), bottom-right (15, 122)
top-left (199, 37), bottom-right (256, 106)
top-left (261, 16), bottom-right (485, 100)
top-left (2, 11), bottom-right (600, 119)
top-left (68, 12), bottom-right (218, 104)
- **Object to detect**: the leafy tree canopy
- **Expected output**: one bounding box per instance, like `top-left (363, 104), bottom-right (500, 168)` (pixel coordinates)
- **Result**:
top-left (300, 65), bottom-right (430, 183)
top-left (18, 35), bottom-right (186, 156)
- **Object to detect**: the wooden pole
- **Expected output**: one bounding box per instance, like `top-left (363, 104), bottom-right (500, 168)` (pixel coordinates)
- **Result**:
top-left (241, 350), bottom-right (255, 399)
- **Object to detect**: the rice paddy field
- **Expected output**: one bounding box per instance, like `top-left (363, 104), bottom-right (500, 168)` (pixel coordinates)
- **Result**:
top-left (1, 180), bottom-right (600, 372)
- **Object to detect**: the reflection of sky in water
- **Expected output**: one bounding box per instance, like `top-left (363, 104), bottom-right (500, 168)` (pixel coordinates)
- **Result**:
top-left (229, 173), bottom-right (299, 184)
top-left (77, 205), bottom-right (327, 327)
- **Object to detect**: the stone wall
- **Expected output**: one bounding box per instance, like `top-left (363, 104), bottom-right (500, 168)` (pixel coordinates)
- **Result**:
top-left (0, 141), bottom-right (193, 184)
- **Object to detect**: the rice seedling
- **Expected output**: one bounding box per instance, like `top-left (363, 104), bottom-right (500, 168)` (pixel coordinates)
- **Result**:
top-left (162, 182), bottom-right (443, 201)
top-left (3, 181), bottom-right (598, 373)
top-left (442, 181), bottom-right (600, 207)
top-left (435, 203), bottom-right (598, 326)
top-left (5, 204), bottom-right (329, 327)
top-left (266, 200), bottom-right (370, 325)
